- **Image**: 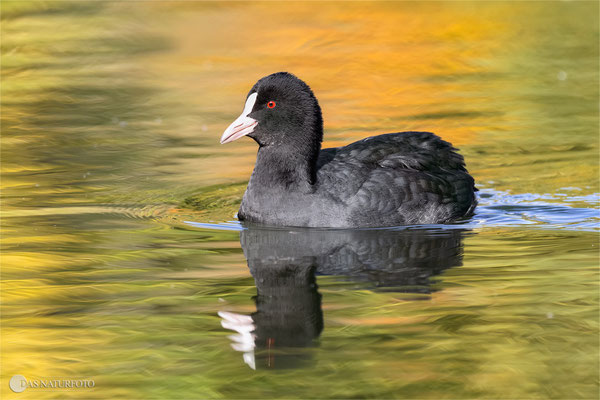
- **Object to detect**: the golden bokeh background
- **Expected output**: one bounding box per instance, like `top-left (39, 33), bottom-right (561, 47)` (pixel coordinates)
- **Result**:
top-left (1, 1), bottom-right (598, 399)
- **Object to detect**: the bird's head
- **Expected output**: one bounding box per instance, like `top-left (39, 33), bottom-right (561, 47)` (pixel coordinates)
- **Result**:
top-left (220, 72), bottom-right (323, 150)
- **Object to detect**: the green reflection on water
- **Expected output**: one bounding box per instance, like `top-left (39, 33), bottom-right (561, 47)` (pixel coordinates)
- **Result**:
top-left (1, 1), bottom-right (598, 399)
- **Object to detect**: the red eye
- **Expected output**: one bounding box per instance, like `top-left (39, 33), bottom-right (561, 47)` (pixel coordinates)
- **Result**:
top-left (267, 101), bottom-right (276, 109)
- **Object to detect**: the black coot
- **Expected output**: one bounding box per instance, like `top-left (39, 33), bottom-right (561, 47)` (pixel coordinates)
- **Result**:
top-left (220, 72), bottom-right (476, 228)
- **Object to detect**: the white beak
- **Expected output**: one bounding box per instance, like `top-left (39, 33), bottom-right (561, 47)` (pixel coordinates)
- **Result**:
top-left (220, 92), bottom-right (258, 144)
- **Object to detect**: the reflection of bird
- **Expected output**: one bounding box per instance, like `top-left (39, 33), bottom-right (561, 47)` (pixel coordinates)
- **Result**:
top-left (220, 72), bottom-right (476, 228)
top-left (220, 226), bottom-right (467, 369)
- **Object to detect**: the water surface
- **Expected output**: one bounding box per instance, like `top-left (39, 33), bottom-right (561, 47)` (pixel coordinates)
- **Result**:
top-left (1, 2), bottom-right (598, 399)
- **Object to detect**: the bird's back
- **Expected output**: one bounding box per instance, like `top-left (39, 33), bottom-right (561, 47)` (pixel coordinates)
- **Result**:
top-left (315, 131), bottom-right (476, 226)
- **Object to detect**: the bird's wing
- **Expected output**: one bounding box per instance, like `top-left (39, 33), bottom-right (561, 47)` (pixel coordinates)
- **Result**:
top-left (318, 131), bottom-right (466, 172)
top-left (316, 132), bottom-right (476, 224)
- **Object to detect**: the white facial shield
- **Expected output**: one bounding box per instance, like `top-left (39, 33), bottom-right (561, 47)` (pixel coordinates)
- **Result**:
top-left (220, 92), bottom-right (259, 144)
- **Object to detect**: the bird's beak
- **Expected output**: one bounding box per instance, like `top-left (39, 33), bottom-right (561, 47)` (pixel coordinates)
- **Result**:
top-left (220, 92), bottom-right (258, 144)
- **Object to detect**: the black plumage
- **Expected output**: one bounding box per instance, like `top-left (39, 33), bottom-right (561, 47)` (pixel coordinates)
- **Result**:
top-left (221, 72), bottom-right (476, 228)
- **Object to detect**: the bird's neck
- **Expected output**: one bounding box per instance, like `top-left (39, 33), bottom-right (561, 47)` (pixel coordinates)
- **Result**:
top-left (250, 143), bottom-right (320, 191)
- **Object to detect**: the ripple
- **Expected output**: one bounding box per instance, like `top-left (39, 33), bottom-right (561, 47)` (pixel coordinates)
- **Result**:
top-left (472, 189), bottom-right (599, 231)
top-left (183, 221), bottom-right (244, 231)
top-left (181, 189), bottom-right (600, 232)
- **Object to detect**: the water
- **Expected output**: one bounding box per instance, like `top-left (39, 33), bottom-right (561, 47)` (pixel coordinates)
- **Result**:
top-left (1, 1), bottom-right (598, 398)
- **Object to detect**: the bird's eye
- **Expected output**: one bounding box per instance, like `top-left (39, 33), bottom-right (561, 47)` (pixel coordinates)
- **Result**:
top-left (267, 101), bottom-right (276, 109)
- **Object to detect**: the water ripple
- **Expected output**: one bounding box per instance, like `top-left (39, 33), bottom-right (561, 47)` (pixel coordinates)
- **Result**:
top-left (472, 189), bottom-right (599, 231)
top-left (181, 188), bottom-right (599, 232)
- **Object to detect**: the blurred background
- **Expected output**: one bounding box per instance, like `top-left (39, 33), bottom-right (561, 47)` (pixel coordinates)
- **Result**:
top-left (1, 1), bottom-right (598, 399)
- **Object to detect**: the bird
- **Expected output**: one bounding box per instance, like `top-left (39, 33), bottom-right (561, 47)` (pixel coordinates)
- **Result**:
top-left (220, 72), bottom-right (477, 228)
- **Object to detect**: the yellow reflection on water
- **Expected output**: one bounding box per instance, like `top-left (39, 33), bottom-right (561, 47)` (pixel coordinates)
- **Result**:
top-left (1, 1), bottom-right (598, 399)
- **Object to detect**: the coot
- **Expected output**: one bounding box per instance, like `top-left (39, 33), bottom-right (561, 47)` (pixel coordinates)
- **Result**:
top-left (220, 72), bottom-right (476, 228)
